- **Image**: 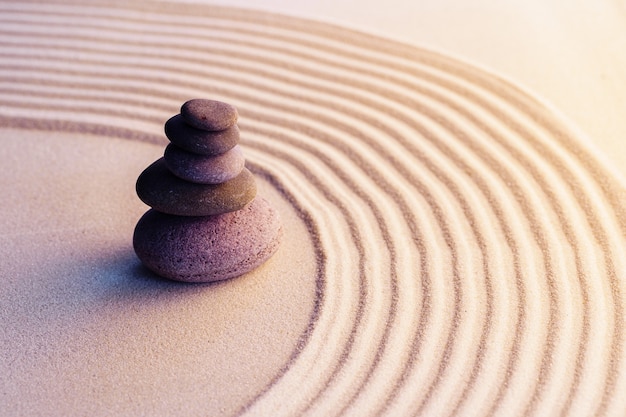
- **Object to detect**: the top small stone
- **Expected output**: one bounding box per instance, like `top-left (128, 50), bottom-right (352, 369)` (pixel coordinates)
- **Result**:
top-left (181, 99), bottom-right (238, 131)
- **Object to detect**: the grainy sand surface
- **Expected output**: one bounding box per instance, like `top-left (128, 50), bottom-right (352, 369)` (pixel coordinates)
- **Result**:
top-left (1, 1), bottom-right (626, 416)
top-left (0, 129), bottom-right (318, 416)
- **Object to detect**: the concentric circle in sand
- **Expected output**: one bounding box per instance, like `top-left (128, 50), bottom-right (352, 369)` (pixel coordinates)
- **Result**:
top-left (1, 1), bottom-right (626, 416)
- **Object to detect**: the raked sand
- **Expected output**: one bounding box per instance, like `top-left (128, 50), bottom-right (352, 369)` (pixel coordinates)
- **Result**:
top-left (1, 1), bottom-right (626, 416)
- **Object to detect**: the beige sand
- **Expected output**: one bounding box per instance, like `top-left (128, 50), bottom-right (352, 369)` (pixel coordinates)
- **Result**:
top-left (0, 128), bottom-right (318, 416)
top-left (2, 1), bottom-right (626, 416)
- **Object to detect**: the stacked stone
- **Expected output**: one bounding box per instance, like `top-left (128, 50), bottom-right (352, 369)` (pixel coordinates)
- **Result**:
top-left (133, 99), bottom-right (282, 283)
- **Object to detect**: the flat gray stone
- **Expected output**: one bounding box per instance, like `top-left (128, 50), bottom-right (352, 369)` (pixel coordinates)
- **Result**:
top-left (180, 99), bottom-right (238, 131)
top-left (133, 197), bottom-right (282, 283)
top-left (136, 158), bottom-right (256, 216)
top-left (164, 144), bottom-right (245, 184)
top-left (165, 115), bottom-right (239, 156)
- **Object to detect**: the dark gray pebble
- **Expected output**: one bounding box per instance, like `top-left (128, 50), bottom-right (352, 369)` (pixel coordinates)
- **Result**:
top-left (136, 158), bottom-right (256, 216)
top-left (165, 114), bottom-right (239, 156)
top-left (180, 99), bottom-right (238, 131)
top-left (133, 197), bottom-right (282, 282)
top-left (164, 144), bottom-right (245, 184)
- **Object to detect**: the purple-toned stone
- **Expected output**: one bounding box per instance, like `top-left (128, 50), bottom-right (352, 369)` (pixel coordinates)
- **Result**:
top-left (164, 144), bottom-right (245, 184)
top-left (180, 99), bottom-right (238, 131)
top-left (165, 115), bottom-right (239, 156)
top-left (136, 158), bottom-right (256, 216)
top-left (133, 197), bottom-right (283, 283)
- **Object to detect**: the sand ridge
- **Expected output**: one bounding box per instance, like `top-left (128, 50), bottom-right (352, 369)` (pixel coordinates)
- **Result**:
top-left (1, 1), bottom-right (626, 416)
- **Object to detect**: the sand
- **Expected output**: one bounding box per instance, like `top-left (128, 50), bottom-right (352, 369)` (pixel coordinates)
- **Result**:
top-left (1, 1), bottom-right (626, 416)
top-left (0, 129), bottom-right (318, 416)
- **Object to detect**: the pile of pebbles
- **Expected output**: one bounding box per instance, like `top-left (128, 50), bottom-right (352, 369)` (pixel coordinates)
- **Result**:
top-left (133, 99), bottom-right (282, 283)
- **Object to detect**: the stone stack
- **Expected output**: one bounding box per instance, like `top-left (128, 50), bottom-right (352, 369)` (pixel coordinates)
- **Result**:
top-left (133, 99), bottom-right (282, 283)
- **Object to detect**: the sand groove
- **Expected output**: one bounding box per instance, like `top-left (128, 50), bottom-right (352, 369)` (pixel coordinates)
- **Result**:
top-left (1, 1), bottom-right (626, 416)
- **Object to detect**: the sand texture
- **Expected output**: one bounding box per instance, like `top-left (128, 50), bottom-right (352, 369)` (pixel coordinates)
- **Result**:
top-left (1, 1), bottom-right (626, 416)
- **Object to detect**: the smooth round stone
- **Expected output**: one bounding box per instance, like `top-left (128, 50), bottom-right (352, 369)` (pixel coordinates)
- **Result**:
top-left (136, 158), bottom-right (256, 216)
top-left (181, 99), bottom-right (238, 131)
top-left (165, 114), bottom-right (239, 156)
top-left (164, 144), bottom-right (245, 184)
top-left (133, 197), bottom-right (283, 283)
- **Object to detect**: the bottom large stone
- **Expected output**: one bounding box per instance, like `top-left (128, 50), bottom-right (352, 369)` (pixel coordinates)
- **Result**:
top-left (133, 197), bottom-right (282, 283)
